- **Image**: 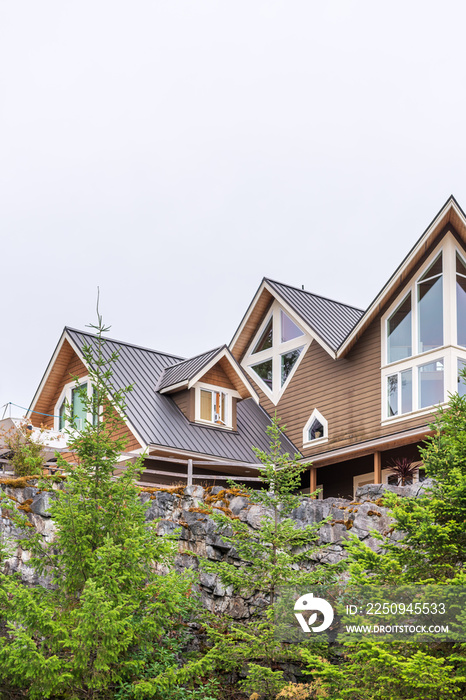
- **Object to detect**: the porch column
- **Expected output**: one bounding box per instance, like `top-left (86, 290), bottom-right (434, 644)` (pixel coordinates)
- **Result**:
top-left (374, 451), bottom-right (382, 484)
top-left (310, 466), bottom-right (317, 497)
top-left (187, 459), bottom-right (193, 486)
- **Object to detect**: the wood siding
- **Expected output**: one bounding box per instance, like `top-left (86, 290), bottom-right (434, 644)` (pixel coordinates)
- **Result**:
top-left (30, 338), bottom-right (141, 451)
top-left (200, 361), bottom-right (236, 390)
top-left (171, 389), bottom-right (195, 422)
top-left (30, 339), bottom-right (87, 429)
top-left (244, 232), bottom-right (465, 463)
top-left (231, 289), bottom-right (274, 361)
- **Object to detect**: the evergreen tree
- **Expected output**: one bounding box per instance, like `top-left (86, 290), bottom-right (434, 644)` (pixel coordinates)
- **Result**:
top-left (300, 375), bottom-right (466, 700)
top-left (188, 417), bottom-right (334, 700)
top-left (0, 314), bottom-right (198, 699)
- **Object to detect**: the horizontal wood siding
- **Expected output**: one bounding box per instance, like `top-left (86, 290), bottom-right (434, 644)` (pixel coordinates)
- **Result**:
top-left (31, 340), bottom-right (88, 428)
top-left (248, 315), bottom-right (435, 461)
top-left (171, 389), bottom-right (195, 422)
top-left (200, 362), bottom-right (236, 390)
top-left (30, 340), bottom-right (141, 451)
top-left (231, 289), bottom-right (274, 361)
top-left (243, 229), bottom-right (466, 463)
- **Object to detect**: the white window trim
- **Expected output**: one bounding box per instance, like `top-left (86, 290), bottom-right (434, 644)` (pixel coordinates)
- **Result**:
top-left (193, 381), bottom-right (241, 429)
top-left (381, 233), bottom-right (466, 422)
top-left (303, 408), bottom-right (329, 448)
top-left (241, 300), bottom-right (312, 405)
top-left (54, 377), bottom-right (94, 432)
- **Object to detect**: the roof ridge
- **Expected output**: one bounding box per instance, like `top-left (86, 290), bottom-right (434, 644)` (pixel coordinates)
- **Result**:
top-left (64, 327), bottom-right (185, 360)
top-left (162, 345), bottom-right (225, 370)
top-left (264, 278), bottom-right (365, 313)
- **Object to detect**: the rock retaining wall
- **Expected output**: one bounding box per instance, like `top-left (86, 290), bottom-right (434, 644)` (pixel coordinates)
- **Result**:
top-left (0, 478), bottom-right (431, 618)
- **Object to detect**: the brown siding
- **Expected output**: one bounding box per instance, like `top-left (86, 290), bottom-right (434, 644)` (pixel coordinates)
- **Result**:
top-left (247, 314), bottom-right (433, 460)
top-left (200, 361), bottom-right (236, 390)
top-left (231, 289), bottom-right (274, 361)
top-left (243, 227), bottom-right (466, 463)
top-left (171, 389), bottom-right (195, 422)
top-left (30, 339), bottom-right (141, 451)
top-left (31, 339), bottom-right (88, 428)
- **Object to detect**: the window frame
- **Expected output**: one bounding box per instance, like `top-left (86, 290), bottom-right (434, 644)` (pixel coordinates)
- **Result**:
top-left (241, 300), bottom-right (311, 405)
top-left (54, 377), bottom-right (97, 432)
top-left (381, 233), bottom-right (466, 423)
top-left (302, 408), bottom-right (328, 448)
top-left (193, 381), bottom-right (241, 429)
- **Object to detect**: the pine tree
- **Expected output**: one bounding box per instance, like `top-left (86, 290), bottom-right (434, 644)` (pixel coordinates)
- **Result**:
top-left (0, 314), bottom-right (196, 699)
top-left (190, 417), bottom-right (334, 700)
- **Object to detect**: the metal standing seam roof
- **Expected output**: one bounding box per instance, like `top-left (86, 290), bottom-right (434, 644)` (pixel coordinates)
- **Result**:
top-left (265, 278), bottom-right (364, 352)
top-left (157, 346), bottom-right (224, 390)
top-left (65, 328), bottom-right (299, 462)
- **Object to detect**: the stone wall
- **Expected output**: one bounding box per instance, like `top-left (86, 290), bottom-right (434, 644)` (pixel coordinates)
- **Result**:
top-left (0, 478), bottom-right (431, 618)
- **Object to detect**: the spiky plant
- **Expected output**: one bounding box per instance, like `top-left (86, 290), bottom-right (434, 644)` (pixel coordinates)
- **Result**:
top-left (387, 457), bottom-right (418, 486)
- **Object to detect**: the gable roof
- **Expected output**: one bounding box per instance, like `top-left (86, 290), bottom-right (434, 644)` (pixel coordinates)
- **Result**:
top-left (157, 344), bottom-right (260, 400)
top-left (157, 347), bottom-right (222, 390)
top-left (230, 277), bottom-right (363, 360)
top-left (54, 328), bottom-right (297, 462)
top-left (337, 195), bottom-right (466, 357)
top-left (265, 279), bottom-right (364, 352)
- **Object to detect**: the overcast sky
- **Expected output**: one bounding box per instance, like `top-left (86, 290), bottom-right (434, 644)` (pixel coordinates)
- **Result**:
top-left (2, 0), bottom-right (466, 415)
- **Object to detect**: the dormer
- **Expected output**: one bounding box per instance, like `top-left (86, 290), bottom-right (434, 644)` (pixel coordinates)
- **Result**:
top-left (157, 346), bottom-right (259, 430)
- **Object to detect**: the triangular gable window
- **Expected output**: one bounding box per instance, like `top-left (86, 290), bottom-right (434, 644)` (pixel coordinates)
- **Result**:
top-left (281, 347), bottom-right (303, 386)
top-left (251, 358), bottom-right (273, 389)
top-left (280, 310), bottom-right (304, 343)
top-left (252, 317), bottom-right (273, 354)
top-left (242, 300), bottom-right (311, 404)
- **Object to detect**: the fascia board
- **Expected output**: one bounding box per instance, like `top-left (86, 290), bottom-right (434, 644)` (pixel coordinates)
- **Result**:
top-left (187, 347), bottom-right (261, 402)
top-left (229, 278), bottom-right (271, 354)
top-left (27, 330), bottom-right (69, 419)
top-left (158, 380), bottom-right (189, 394)
top-left (337, 197), bottom-right (464, 358)
top-left (29, 329), bottom-right (148, 452)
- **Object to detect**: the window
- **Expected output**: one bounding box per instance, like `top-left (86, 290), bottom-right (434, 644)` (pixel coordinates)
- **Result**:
top-left (303, 409), bottom-right (328, 447)
top-left (458, 358), bottom-right (466, 397)
top-left (381, 236), bottom-right (466, 421)
top-left (200, 388), bottom-right (226, 425)
top-left (457, 253), bottom-right (466, 347)
top-left (194, 382), bottom-right (240, 428)
top-left (417, 254), bottom-right (443, 353)
top-left (386, 368), bottom-right (412, 417)
top-left (418, 359), bottom-right (444, 409)
top-left (387, 295), bottom-right (412, 363)
top-left (243, 301), bottom-right (310, 404)
top-left (55, 379), bottom-right (97, 431)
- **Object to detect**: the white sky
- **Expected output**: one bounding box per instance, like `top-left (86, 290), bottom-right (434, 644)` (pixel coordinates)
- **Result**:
top-left (2, 0), bottom-right (466, 415)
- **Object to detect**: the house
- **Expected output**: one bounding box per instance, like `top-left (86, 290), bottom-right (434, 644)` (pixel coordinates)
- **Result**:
top-left (24, 196), bottom-right (466, 498)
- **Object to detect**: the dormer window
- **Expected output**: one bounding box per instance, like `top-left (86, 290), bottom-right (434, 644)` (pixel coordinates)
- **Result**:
top-left (242, 301), bottom-right (311, 404)
top-left (200, 388), bottom-right (226, 425)
top-left (193, 382), bottom-right (241, 429)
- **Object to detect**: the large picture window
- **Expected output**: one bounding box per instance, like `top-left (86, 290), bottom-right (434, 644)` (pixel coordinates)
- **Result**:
top-left (382, 235), bottom-right (466, 422)
top-left (387, 295), bottom-right (412, 363)
top-left (417, 254), bottom-right (443, 354)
